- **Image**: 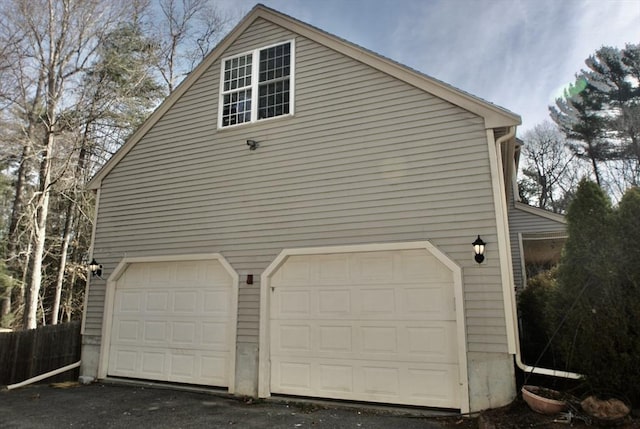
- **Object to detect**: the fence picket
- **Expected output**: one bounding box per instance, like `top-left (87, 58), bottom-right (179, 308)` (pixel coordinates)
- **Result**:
top-left (0, 321), bottom-right (81, 386)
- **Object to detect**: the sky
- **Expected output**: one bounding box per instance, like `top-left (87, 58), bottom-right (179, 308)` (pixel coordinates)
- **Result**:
top-left (215, 0), bottom-right (639, 134)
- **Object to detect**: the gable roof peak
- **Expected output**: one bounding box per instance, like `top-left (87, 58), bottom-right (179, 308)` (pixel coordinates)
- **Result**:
top-left (87, 4), bottom-right (520, 190)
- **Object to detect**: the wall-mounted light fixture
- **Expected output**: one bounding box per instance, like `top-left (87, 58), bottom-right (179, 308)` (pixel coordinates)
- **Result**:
top-left (246, 139), bottom-right (259, 150)
top-left (89, 258), bottom-right (103, 277)
top-left (472, 236), bottom-right (486, 264)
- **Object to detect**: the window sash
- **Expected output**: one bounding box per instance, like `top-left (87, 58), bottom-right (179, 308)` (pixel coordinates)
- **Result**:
top-left (219, 40), bottom-right (293, 128)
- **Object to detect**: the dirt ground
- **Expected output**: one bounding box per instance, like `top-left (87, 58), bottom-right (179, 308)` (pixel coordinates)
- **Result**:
top-left (479, 398), bottom-right (640, 429)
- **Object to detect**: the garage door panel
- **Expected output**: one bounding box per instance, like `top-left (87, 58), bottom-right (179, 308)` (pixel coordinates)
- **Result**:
top-left (276, 362), bottom-right (312, 391)
top-left (360, 288), bottom-right (396, 314)
top-left (349, 254), bottom-right (394, 283)
top-left (319, 364), bottom-right (354, 393)
top-left (111, 349), bottom-right (138, 374)
top-left (118, 291), bottom-right (142, 311)
top-left (146, 292), bottom-right (169, 311)
top-left (110, 344), bottom-right (230, 385)
top-left (108, 260), bottom-right (235, 387)
top-left (271, 356), bottom-right (460, 407)
top-left (318, 289), bottom-right (351, 314)
top-left (361, 365), bottom-right (400, 396)
top-left (269, 249), bottom-right (461, 408)
top-left (273, 285), bottom-right (452, 321)
top-left (112, 319), bottom-right (141, 342)
top-left (318, 325), bottom-right (352, 352)
top-left (143, 320), bottom-right (168, 343)
top-left (173, 291), bottom-right (197, 312)
top-left (275, 289), bottom-right (311, 316)
top-left (204, 290), bottom-right (231, 314)
top-left (142, 351), bottom-right (166, 376)
top-left (317, 256), bottom-right (350, 283)
top-left (404, 287), bottom-right (453, 318)
top-left (277, 324), bottom-right (312, 351)
top-left (361, 326), bottom-right (398, 353)
top-left (172, 321), bottom-right (197, 344)
top-left (202, 321), bottom-right (230, 348)
top-left (273, 258), bottom-right (312, 285)
top-left (170, 354), bottom-right (195, 377)
top-left (401, 252), bottom-right (452, 283)
top-left (271, 320), bottom-right (457, 363)
top-left (405, 365), bottom-right (459, 405)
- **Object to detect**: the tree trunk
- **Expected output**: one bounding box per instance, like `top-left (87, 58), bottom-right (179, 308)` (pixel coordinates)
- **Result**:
top-left (23, 132), bottom-right (54, 330)
top-left (7, 145), bottom-right (32, 266)
top-left (63, 268), bottom-right (77, 323)
top-left (0, 291), bottom-right (10, 321)
top-left (51, 205), bottom-right (73, 325)
top-left (591, 155), bottom-right (602, 187)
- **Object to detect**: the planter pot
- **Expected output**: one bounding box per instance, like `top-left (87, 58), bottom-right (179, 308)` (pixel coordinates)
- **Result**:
top-left (581, 395), bottom-right (631, 425)
top-left (522, 385), bottom-right (567, 415)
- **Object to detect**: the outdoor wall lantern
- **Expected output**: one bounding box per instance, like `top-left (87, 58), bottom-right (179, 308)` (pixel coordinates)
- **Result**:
top-left (89, 258), bottom-right (102, 277)
top-left (246, 139), bottom-right (259, 150)
top-left (472, 235), bottom-right (486, 264)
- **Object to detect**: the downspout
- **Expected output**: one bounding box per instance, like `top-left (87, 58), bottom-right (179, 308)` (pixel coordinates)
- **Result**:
top-left (495, 127), bottom-right (582, 380)
top-left (5, 361), bottom-right (82, 390)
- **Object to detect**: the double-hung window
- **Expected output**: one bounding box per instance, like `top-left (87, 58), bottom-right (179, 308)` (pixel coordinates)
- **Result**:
top-left (219, 40), bottom-right (293, 128)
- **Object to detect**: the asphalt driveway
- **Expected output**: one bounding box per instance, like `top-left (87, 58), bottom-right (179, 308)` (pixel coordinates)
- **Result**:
top-left (0, 382), bottom-right (473, 429)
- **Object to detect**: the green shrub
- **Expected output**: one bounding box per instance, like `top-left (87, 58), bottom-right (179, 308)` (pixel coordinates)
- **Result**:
top-left (545, 182), bottom-right (640, 405)
top-left (518, 268), bottom-right (560, 368)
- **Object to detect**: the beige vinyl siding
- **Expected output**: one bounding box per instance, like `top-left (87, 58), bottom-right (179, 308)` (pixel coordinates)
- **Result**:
top-left (508, 192), bottom-right (566, 289)
top-left (87, 18), bottom-right (509, 353)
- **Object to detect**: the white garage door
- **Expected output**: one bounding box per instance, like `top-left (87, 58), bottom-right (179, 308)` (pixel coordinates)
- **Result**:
top-left (269, 249), bottom-right (461, 408)
top-left (108, 259), bottom-right (235, 387)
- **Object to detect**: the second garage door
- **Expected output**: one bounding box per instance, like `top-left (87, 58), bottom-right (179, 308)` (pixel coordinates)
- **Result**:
top-left (268, 248), bottom-right (462, 408)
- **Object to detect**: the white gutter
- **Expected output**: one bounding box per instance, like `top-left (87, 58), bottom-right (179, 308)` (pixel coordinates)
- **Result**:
top-left (494, 127), bottom-right (583, 380)
top-left (490, 126), bottom-right (518, 354)
top-left (5, 360), bottom-right (82, 390)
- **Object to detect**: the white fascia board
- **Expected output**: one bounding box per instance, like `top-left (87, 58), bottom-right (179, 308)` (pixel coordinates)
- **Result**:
top-left (514, 202), bottom-right (567, 224)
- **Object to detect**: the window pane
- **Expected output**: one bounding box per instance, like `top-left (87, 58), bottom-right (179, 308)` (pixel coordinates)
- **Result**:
top-left (222, 89), bottom-right (252, 126)
top-left (222, 53), bottom-right (252, 96)
top-left (258, 79), bottom-right (290, 119)
top-left (258, 42), bottom-right (290, 83)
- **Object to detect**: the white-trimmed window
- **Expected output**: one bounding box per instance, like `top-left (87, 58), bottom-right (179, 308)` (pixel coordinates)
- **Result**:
top-left (219, 40), bottom-right (294, 128)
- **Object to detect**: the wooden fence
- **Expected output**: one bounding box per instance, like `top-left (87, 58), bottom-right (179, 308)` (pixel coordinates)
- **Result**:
top-left (0, 321), bottom-right (81, 386)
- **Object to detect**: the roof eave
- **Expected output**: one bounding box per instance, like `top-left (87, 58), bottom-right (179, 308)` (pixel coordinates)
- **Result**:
top-left (514, 202), bottom-right (567, 224)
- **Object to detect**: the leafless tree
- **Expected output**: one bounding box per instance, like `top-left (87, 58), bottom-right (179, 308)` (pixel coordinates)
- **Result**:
top-left (0, 0), bottom-right (134, 329)
top-left (0, 0), bottom-right (235, 329)
top-left (519, 121), bottom-right (583, 213)
top-left (151, 0), bottom-right (233, 93)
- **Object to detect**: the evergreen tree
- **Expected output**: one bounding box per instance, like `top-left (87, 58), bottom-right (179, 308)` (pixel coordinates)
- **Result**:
top-left (547, 181), bottom-right (640, 403)
top-left (550, 44), bottom-right (640, 194)
top-left (550, 77), bottom-right (611, 186)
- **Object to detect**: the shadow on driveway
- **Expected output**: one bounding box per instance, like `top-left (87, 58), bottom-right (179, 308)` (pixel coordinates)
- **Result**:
top-left (0, 382), bottom-right (473, 428)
